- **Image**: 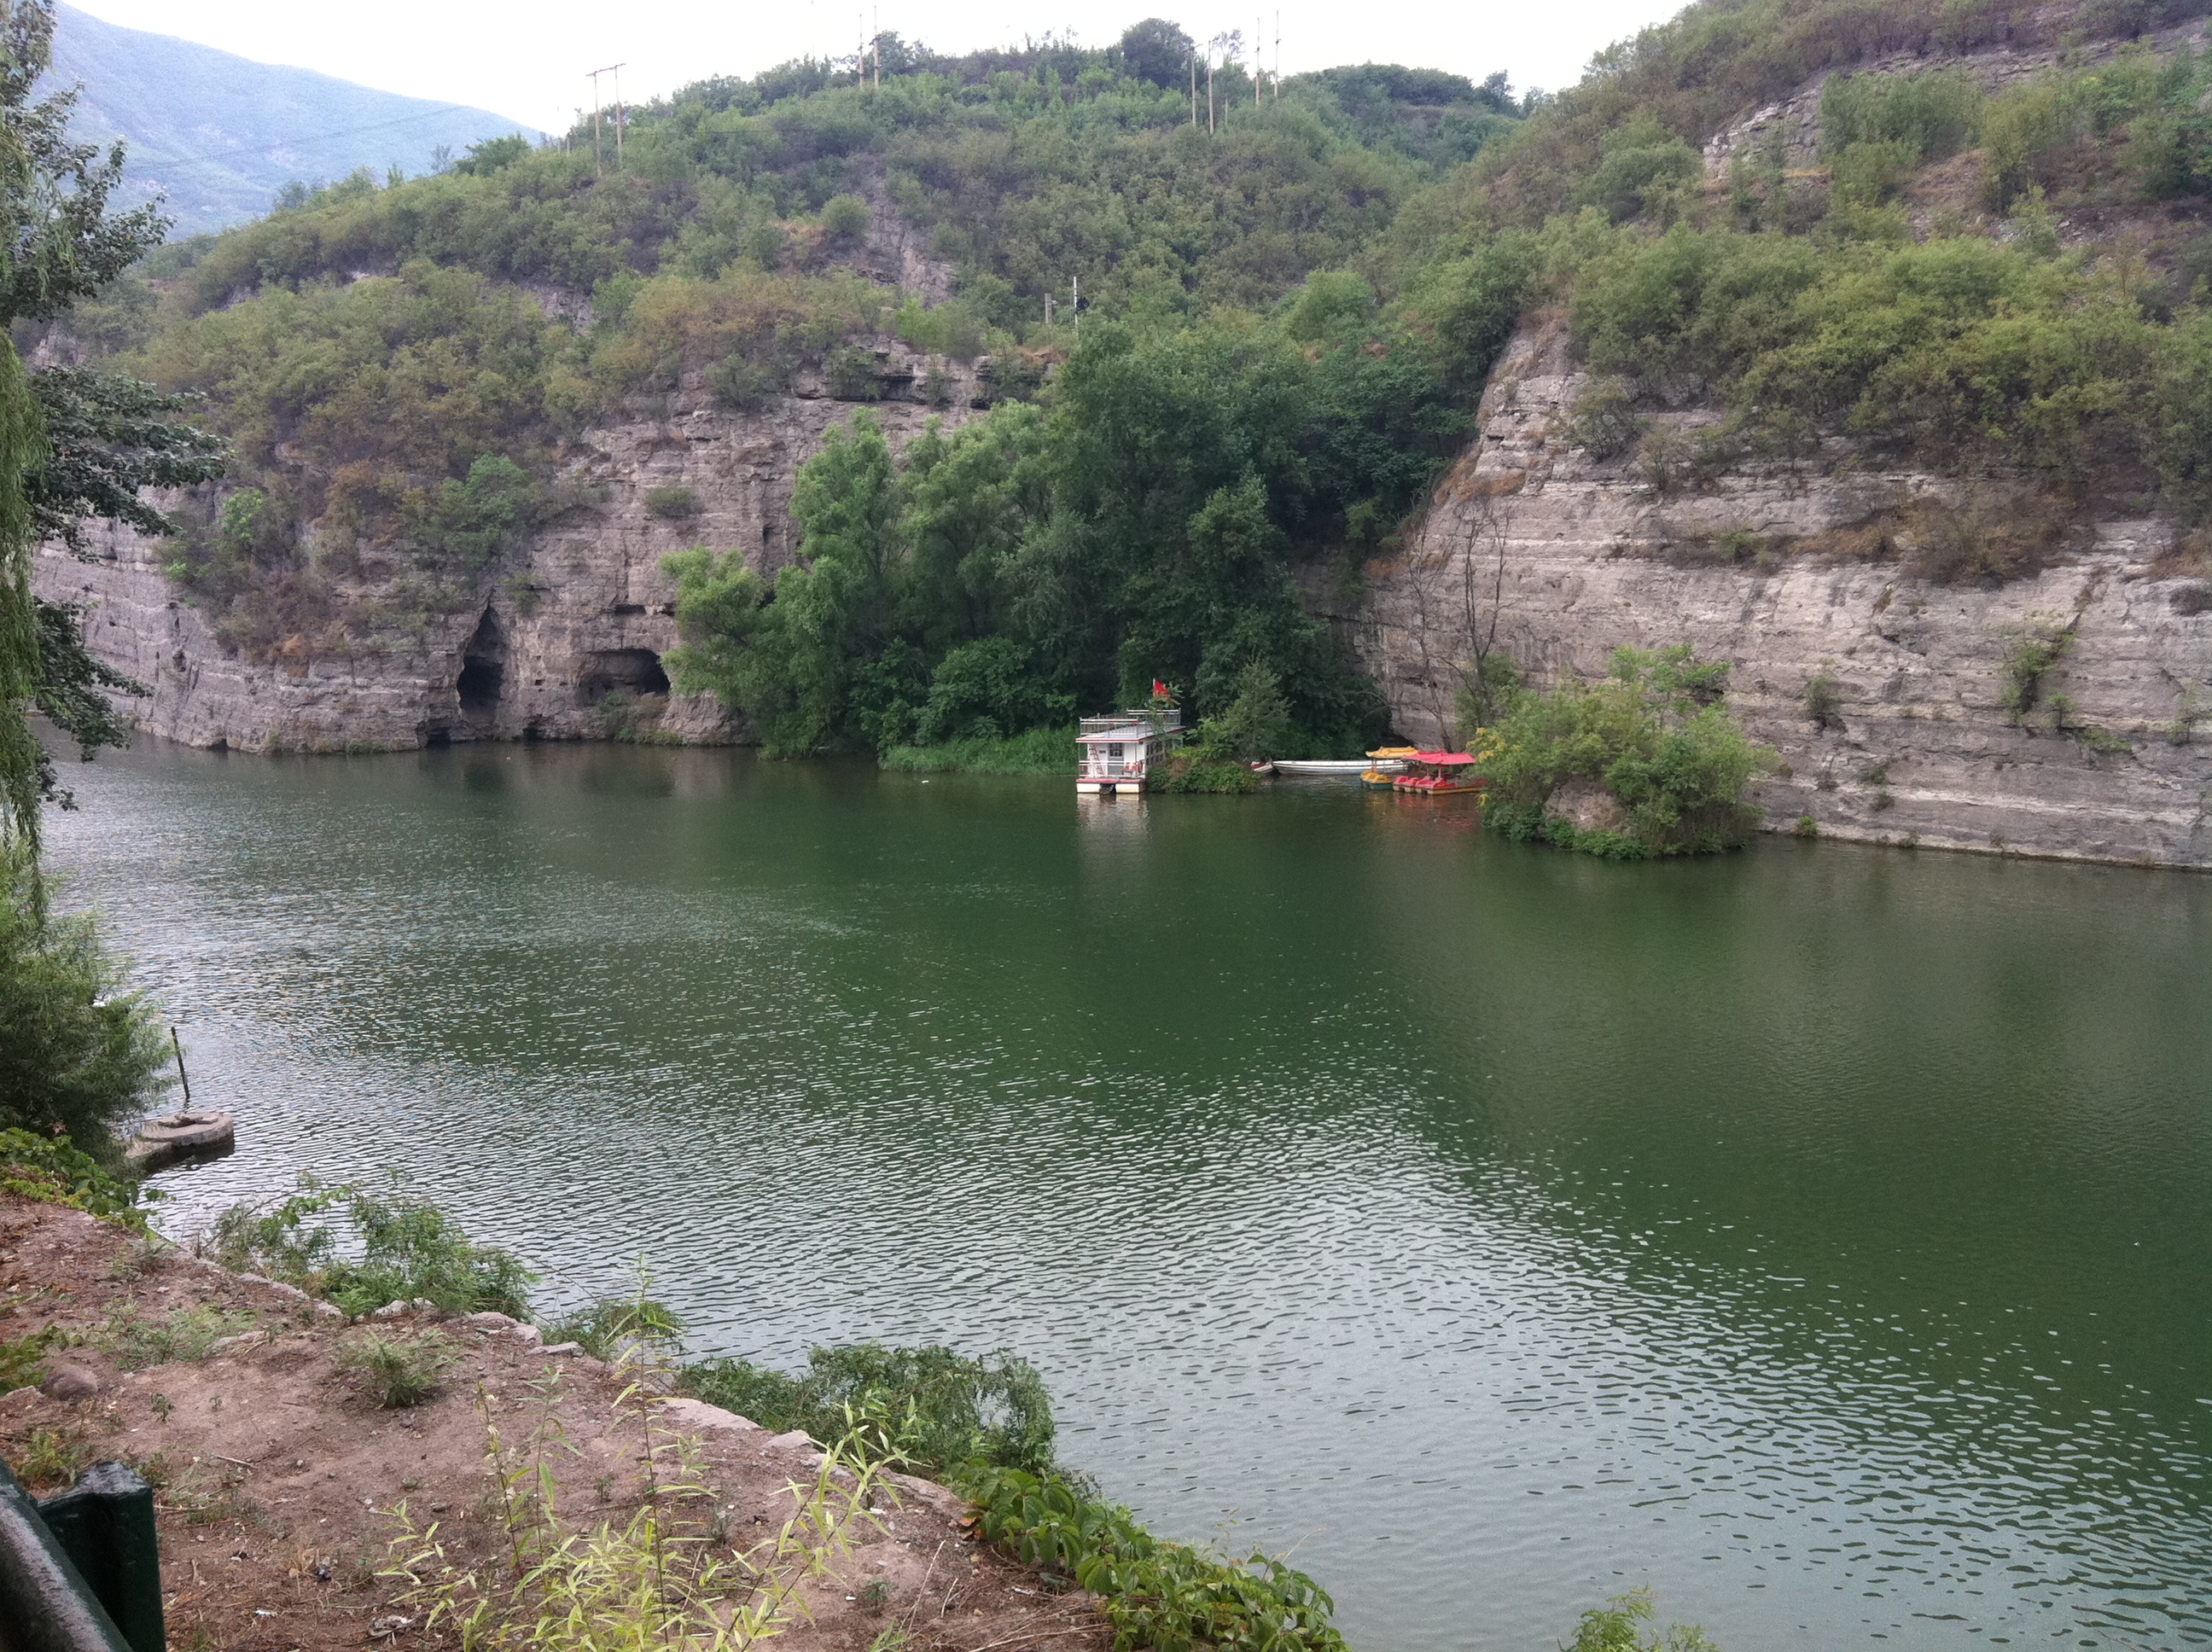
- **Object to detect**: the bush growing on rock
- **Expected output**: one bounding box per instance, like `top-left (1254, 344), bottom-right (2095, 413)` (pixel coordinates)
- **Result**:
top-left (1473, 646), bottom-right (1776, 858)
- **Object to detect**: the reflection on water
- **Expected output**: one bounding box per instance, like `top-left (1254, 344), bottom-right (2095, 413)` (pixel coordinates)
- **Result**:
top-left (42, 741), bottom-right (2212, 1652)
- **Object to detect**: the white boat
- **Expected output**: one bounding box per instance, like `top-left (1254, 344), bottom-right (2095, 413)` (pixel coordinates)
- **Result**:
top-left (1271, 759), bottom-right (1388, 776)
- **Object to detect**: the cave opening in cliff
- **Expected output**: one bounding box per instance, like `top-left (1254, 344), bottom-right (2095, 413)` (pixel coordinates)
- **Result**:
top-left (579, 648), bottom-right (671, 702)
top-left (457, 608), bottom-right (506, 718)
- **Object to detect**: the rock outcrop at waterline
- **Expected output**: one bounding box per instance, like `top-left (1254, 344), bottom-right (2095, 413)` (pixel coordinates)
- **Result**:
top-left (1357, 311), bottom-right (2212, 869)
top-left (32, 368), bottom-right (978, 753)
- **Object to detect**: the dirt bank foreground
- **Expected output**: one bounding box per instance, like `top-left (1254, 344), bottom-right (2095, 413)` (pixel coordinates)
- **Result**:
top-left (0, 1197), bottom-right (1110, 1652)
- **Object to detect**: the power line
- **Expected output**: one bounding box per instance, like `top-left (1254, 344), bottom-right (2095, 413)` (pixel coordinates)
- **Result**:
top-left (143, 103), bottom-right (529, 169)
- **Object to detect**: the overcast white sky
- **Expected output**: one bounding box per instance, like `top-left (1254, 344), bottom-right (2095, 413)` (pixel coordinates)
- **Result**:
top-left (71, 0), bottom-right (1685, 136)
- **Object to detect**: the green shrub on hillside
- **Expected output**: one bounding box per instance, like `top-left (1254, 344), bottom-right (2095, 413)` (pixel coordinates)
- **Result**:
top-left (1821, 68), bottom-right (1982, 161)
top-left (1565, 222), bottom-right (2161, 486)
top-left (1476, 646), bottom-right (1775, 858)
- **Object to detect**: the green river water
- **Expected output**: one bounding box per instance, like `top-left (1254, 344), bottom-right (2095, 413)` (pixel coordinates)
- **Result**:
top-left (41, 740), bottom-right (2212, 1651)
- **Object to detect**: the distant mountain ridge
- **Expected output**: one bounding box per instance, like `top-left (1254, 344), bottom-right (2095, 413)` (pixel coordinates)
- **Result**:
top-left (44, 3), bottom-right (541, 237)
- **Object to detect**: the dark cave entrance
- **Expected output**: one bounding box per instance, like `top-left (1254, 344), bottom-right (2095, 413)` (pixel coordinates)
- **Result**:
top-left (579, 648), bottom-right (672, 702)
top-left (457, 608), bottom-right (506, 722)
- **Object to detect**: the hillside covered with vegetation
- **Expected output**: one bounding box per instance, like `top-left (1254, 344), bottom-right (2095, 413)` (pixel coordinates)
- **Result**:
top-left (55, 0), bottom-right (2212, 761)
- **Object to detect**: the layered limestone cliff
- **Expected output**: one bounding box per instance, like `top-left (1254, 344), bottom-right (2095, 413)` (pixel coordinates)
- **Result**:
top-left (32, 351), bottom-right (982, 753)
top-left (1359, 311), bottom-right (2212, 868)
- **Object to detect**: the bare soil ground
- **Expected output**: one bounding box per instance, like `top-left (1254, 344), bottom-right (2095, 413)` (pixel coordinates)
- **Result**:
top-left (0, 1196), bottom-right (1109, 1652)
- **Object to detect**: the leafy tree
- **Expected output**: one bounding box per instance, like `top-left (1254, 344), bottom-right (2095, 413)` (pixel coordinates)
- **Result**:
top-left (0, 0), bottom-right (196, 858)
top-left (1197, 662), bottom-right (1291, 760)
top-left (451, 134), bottom-right (533, 176)
top-left (409, 454), bottom-right (538, 573)
top-left (819, 192), bottom-right (870, 242)
top-left (1118, 19), bottom-right (1195, 89)
top-left (26, 369), bottom-right (226, 548)
top-left (0, 3), bottom-right (201, 1163)
top-left (0, 852), bottom-right (171, 1164)
top-left (33, 596), bottom-right (143, 807)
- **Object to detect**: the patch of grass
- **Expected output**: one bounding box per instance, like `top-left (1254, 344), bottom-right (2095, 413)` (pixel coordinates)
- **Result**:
top-left (339, 1329), bottom-right (457, 1409)
top-left (16, 1424), bottom-right (93, 1490)
top-left (879, 725), bottom-right (1074, 775)
top-left (107, 1233), bottom-right (174, 1281)
top-left (643, 486), bottom-right (701, 520)
top-left (0, 1324), bottom-right (61, 1389)
top-left (96, 1305), bottom-right (256, 1370)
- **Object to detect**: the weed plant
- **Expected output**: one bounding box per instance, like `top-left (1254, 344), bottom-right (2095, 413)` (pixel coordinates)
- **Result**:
top-left (0, 1323), bottom-right (61, 1388)
top-left (382, 1359), bottom-right (894, 1651)
top-left (0, 1129), bottom-right (149, 1223)
top-left (545, 1294), bottom-right (685, 1364)
top-left (1563, 1587), bottom-right (1719, 1651)
top-left (2000, 620), bottom-right (2075, 719)
top-left (203, 1178), bottom-right (533, 1318)
top-left (681, 1343), bottom-right (1070, 1484)
top-left (962, 1463), bottom-right (1345, 1652)
top-left (15, 1425), bottom-right (93, 1490)
top-left (340, 1329), bottom-right (457, 1409)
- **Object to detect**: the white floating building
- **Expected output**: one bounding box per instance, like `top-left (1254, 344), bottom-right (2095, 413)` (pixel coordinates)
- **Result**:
top-left (1076, 707), bottom-right (1183, 795)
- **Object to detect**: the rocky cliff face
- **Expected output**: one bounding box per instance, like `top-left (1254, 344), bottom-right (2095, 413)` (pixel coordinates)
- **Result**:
top-left (33, 354), bottom-right (982, 753)
top-left (1358, 311), bottom-right (2212, 868)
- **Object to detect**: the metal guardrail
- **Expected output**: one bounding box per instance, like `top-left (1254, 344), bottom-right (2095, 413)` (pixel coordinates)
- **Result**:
top-left (0, 1457), bottom-right (161, 1652)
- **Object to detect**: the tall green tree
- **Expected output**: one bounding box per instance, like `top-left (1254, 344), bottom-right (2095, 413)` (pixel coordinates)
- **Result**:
top-left (0, 0), bottom-right (192, 1153)
top-left (0, 0), bottom-right (192, 858)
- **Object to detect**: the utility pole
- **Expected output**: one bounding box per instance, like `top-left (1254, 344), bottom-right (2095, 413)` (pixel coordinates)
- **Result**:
top-left (1071, 273), bottom-right (1079, 333)
top-left (1207, 54), bottom-right (1214, 133)
top-left (613, 62), bottom-right (626, 168)
top-left (1256, 16), bottom-right (1263, 105)
top-left (1275, 11), bottom-right (1282, 99)
top-left (1189, 52), bottom-right (1197, 126)
top-left (585, 65), bottom-right (617, 174)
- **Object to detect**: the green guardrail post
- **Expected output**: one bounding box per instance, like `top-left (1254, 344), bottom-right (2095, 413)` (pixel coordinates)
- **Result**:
top-left (0, 1456), bottom-right (134, 1652)
top-left (35, 1463), bottom-right (166, 1652)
